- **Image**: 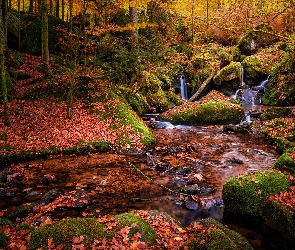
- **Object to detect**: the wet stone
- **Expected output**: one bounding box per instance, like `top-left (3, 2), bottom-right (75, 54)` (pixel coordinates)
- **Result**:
top-left (25, 190), bottom-right (43, 202)
top-left (184, 198), bottom-right (199, 210)
top-left (0, 189), bottom-right (15, 199)
top-left (185, 184), bottom-right (213, 196)
top-left (155, 162), bottom-right (171, 171)
top-left (42, 174), bottom-right (57, 184)
top-left (40, 189), bottom-right (59, 205)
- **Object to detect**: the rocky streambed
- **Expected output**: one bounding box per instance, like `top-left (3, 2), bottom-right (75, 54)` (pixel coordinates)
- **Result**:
top-left (0, 117), bottom-right (278, 249)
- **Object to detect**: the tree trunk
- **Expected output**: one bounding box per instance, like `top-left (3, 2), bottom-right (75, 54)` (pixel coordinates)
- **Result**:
top-left (61, 0), bottom-right (64, 20)
top-left (69, 0), bottom-right (73, 32)
top-left (3, 0), bottom-right (7, 46)
top-left (29, 0), bottom-right (33, 12)
top-left (41, 0), bottom-right (50, 75)
top-left (55, 0), bottom-right (59, 18)
top-left (129, 0), bottom-right (138, 39)
top-left (0, 0), bottom-right (9, 126)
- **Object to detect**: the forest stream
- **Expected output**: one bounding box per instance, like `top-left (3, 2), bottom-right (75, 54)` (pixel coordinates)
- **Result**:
top-left (0, 108), bottom-right (278, 249)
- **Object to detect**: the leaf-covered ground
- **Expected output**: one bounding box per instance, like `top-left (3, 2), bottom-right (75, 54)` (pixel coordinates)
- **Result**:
top-left (0, 54), bottom-right (152, 157)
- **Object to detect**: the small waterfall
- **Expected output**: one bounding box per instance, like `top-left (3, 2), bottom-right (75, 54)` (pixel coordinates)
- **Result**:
top-left (252, 75), bottom-right (270, 91)
top-left (235, 75), bottom-right (270, 106)
top-left (234, 75), bottom-right (270, 123)
top-left (241, 66), bottom-right (246, 87)
top-left (180, 75), bottom-right (188, 101)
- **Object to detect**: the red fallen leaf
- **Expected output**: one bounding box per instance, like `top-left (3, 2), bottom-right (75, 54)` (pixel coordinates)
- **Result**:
top-left (72, 235), bottom-right (84, 244)
top-left (257, 190), bottom-right (262, 195)
top-left (239, 181), bottom-right (244, 187)
top-left (198, 239), bottom-right (205, 245)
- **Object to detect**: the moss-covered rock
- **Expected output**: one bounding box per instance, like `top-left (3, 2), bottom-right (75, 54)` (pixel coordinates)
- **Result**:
top-left (263, 43), bottom-right (295, 106)
top-left (273, 153), bottom-right (295, 176)
top-left (238, 24), bottom-right (279, 56)
top-left (263, 199), bottom-right (295, 244)
top-left (262, 118), bottom-right (295, 153)
top-left (241, 45), bottom-right (283, 86)
top-left (260, 107), bottom-right (295, 120)
top-left (222, 170), bottom-right (290, 227)
top-left (30, 213), bottom-right (157, 250)
top-left (140, 71), bottom-right (182, 112)
top-left (29, 217), bottom-right (106, 250)
top-left (213, 62), bottom-right (242, 90)
top-left (185, 218), bottom-right (253, 250)
top-left (118, 86), bottom-right (149, 116)
top-left (161, 91), bottom-right (244, 125)
top-left (114, 213), bottom-right (157, 245)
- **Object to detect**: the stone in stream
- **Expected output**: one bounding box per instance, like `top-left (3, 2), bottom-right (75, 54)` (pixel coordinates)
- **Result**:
top-left (42, 174), bottom-right (57, 184)
top-left (0, 189), bottom-right (15, 199)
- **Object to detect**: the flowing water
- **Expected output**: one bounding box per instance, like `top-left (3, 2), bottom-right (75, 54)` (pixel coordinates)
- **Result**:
top-left (0, 117), bottom-right (278, 249)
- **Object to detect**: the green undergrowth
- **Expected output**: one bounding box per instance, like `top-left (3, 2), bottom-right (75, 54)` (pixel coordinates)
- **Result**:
top-left (222, 170), bottom-right (290, 226)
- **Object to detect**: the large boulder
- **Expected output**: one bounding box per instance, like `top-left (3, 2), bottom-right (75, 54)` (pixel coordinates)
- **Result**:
top-left (241, 45), bottom-right (284, 86)
top-left (222, 170), bottom-right (290, 227)
top-left (213, 61), bottom-right (241, 93)
top-left (161, 91), bottom-right (244, 125)
top-left (262, 190), bottom-right (295, 249)
top-left (184, 218), bottom-right (253, 250)
top-left (238, 24), bottom-right (279, 56)
top-left (262, 43), bottom-right (295, 106)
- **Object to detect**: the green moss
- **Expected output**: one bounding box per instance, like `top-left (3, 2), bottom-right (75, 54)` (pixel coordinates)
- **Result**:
top-left (222, 170), bottom-right (290, 225)
top-left (273, 153), bottom-right (295, 176)
top-left (16, 224), bottom-right (35, 231)
top-left (262, 44), bottom-right (295, 106)
top-left (5, 203), bottom-right (35, 222)
top-left (168, 101), bottom-right (244, 125)
top-left (114, 213), bottom-right (157, 245)
top-left (263, 199), bottom-right (295, 243)
top-left (186, 218), bottom-right (253, 250)
top-left (0, 231), bottom-right (8, 249)
top-left (213, 62), bottom-right (241, 86)
top-left (30, 213), bottom-right (157, 250)
top-left (29, 218), bottom-right (106, 250)
top-left (260, 107), bottom-right (293, 120)
top-left (262, 118), bottom-right (295, 153)
top-left (0, 218), bottom-right (13, 227)
top-left (118, 86), bottom-right (149, 116)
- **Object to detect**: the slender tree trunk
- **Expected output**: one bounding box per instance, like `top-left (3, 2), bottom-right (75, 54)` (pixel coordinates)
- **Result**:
top-left (0, 1), bottom-right (9, 126)
top-left (49, 0), bottom-right (52, 14)
top-left (69, 0), bottom-right (73, 32)
top-left (3, 0), bottom-right (7, 46)
top-left (41, 0), bottom-right (50, 75)
top-left (129, 0), bottom-right (138, 39)
top-left (29, 0), bottom-right (33, 12)
top-left (61, 0), bottom-right (64, 20)
top-left (55, 0), bottom-right (59, 18)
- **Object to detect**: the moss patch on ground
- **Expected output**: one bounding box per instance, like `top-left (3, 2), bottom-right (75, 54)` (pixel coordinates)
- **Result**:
top-left (222, 170), bottom-right (290, 226)
top-left (273, 153), bottom-right (295, 176)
